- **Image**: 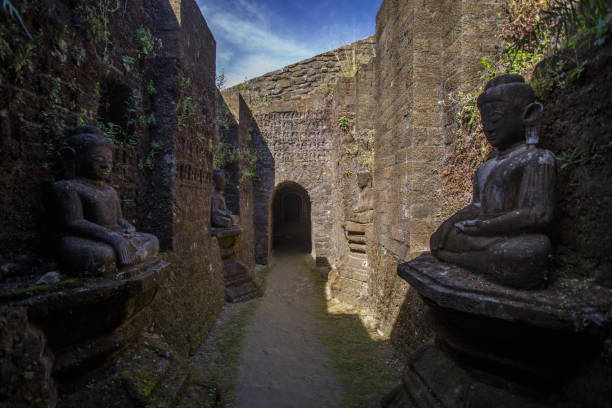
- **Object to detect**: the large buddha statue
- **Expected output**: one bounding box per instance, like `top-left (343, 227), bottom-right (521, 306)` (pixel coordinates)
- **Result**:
top-left (211, 169), bottom-right (240, 228)
top-left (53, 126), bottom-right (159, 276)
top-left (430, 74), bottom-right (556, 289)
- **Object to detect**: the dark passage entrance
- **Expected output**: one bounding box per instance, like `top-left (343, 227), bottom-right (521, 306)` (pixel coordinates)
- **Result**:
top-left (272, 182), bottom-right (311, 253)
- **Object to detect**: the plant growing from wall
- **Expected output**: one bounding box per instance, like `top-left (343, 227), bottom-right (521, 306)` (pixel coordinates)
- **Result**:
top-left (213, 130), bottom-right (237, 169)
top-left (122, 55), bottom-right (134, 72)
top-left (134, 26), bottom-right (154, 57)
top-left (337, 46), bottom-right (357, 77)
top-left (240, 147), bottom-right (258, 182)
top-left (176, 76), bottom-right (205, 131)
top-left (338, 115), bottom-right (349, 132)
top-left (443, 0), bottom-right (612, 217)
top-left (145, 80), bottom-right (156, 95)
top-left (79, 0), bottom-right (121, 62)
top-left (252, 93), bottom-right (271, 108)
top-left (215, 68), bottom-right (225, 95)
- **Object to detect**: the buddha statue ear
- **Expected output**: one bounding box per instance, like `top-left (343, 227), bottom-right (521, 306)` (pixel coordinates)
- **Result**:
top-left (523, 102), bottom-right (543, 145)
top-left (59, 146), bottom-right (76, 179)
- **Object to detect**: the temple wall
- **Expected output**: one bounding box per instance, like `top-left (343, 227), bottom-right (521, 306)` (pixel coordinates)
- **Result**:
top-left (222, 37), bottom-right (376, 266)
top-left (218, 1), bottom-right (505, 349)
top-left (2, 0), bottom-right (610, 405)
top-left (147, 0), bottom-right (224, 356)
top-left (0, 1), bottom-right (223, 404)
top-left (367, 0), bottom-right (504, 348)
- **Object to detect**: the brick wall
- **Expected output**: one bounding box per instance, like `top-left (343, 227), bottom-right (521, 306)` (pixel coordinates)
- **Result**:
top-left (369, 0), bottom-right (503, 345)
top-left (0, 0), bottom-right (224, 367)
top-left (222, 37), bottom-right (376, 265)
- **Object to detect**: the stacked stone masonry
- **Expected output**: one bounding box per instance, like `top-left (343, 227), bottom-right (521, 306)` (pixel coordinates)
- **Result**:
top-left (2, 0), bottom-right (611, 406)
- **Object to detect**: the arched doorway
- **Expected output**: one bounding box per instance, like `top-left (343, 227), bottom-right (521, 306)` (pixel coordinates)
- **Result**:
top-left (272, 182), bottom-right (311, 253)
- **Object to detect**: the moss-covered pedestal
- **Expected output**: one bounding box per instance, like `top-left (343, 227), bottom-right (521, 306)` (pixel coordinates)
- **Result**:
top-left (0, 258), bottom-right (169, 406)
top-left (383, 255), bottom-right (612, 408)
top-left (212, 226), bottom-right (261, 302)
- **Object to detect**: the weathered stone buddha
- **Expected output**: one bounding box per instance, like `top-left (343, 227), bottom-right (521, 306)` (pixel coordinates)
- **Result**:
top-left (53, 126), bottom-right (159, 276)
top-left (348, 171), bottom-right (373, 224)
top-left (211, 169), bottom-right (239, 228)
top-left (430, 74), bottom-right (556, 289)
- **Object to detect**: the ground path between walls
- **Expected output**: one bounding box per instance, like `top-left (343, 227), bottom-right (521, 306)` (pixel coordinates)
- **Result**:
top-left (179, 254), bottom-right (401, 408)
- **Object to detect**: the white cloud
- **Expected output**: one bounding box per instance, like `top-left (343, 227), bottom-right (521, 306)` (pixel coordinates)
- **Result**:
top-left (197, 0), bottom-right (375, 88)
top-left (199, 0), bottom-right (319, 87)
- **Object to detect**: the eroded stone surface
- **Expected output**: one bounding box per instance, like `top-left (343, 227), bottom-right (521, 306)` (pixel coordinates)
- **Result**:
top-left (53, 126), bottom-right (160, 277)
top-left (431, 75), bottom-right (555, 289)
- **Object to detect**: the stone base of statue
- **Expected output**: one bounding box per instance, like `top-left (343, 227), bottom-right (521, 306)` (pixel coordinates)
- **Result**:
top-left (212, 226), bottom-right (261, 303)
top-left (383, 255), bottom-right (612, 408)
top-left (1, 257), bottom-right (169, 383)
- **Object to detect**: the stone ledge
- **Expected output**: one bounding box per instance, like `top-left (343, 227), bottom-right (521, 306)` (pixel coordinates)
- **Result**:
top-left (399, 255), bottom-right (612, 332)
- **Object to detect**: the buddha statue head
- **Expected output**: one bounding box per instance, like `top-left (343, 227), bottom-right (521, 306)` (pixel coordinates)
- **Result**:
top-left (213, 168), bottom-right (226, 193)
top-left (477, 74), bottom-right (543, 149)
top-left (62, 125), bottom-right (114, 182)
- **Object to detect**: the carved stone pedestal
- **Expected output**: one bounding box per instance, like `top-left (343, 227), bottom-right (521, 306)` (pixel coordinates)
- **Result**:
top-left (212, 226), bottom-right (261, 302)
top-left (384, 255), bottom-right (612, 408)
top-left (0, 258), bottom-right (169, 405)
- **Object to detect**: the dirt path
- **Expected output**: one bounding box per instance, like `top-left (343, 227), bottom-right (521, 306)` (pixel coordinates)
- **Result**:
top-left (181, 255), bottom-right (401, 408)
top-left (233, 255), bottom-right (343, 408)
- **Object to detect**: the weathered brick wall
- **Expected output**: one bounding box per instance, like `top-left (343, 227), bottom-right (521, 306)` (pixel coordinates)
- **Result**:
top-left (440, 0), bottom-right (504, 144)
top-left (147, 0), bottom-right (224, 356)
top-left (236, 95), bottom-right (256, 271)
top-left (222, 38), bottom-right (376, 265)
top-left (369, 0), bottom-right (503, 348)
top-left (0, 0), bottom-right (224, 392)
top-left (328, 59), bottom-right (377, 306)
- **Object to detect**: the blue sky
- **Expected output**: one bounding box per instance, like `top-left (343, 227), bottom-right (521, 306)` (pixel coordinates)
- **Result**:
top-left (197, 0), bottom-right (382, 88)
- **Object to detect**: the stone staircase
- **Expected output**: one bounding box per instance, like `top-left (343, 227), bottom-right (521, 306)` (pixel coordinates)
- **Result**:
top-left (223, 260), bottom-right (261, 303)
top-left (330, 252), bottom-right (369, 307)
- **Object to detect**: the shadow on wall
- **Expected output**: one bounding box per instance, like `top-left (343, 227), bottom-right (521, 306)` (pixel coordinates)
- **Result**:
top-left (247, 104), bottom-right (276, 265)
top-left (217, 95), bottom-right (240, 215)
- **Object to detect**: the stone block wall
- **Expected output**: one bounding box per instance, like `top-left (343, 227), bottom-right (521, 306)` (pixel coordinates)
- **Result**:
top-left (0, 1), bottom-right (224, 404)
top-left (146, 0), bottom-right (224, 357)
top-left (369, 0), bottom-right (503, 343)
top-left (222, 37), bottom-right (376, 266)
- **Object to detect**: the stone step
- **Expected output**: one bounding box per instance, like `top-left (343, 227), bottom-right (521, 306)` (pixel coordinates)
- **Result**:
top-left (347, 234), bottom-right (367, 244)
top-left (334, 290), bottom-right (365, 308)
top-left (331, 275), bottom-right (367, 298)
top-left (226, 281), bottom-right (260, 303)
top-left (339, 267), bottom-right (368, 283)
top-left (330, 276), bottom-right (368, 307)
top-left (347, 254), bottom-right (368, 270)
top-left (225, 273), bottom-right (253, 287)
top-left (223, 260), bottom-right (249, 279)
top-left (349, 243), bottom-right (367, 253)
top-left (345, 221), bottom-right (368, 234)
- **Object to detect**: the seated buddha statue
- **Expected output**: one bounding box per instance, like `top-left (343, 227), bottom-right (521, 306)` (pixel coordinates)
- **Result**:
top-left (348, 171), bottom-right (374, 224)
top-left (430, 74), bottom-right (556, 289)
top-left (211, 169), bottom-right (240, 228)
top-left (53, 126), bottom-right (159, 276)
